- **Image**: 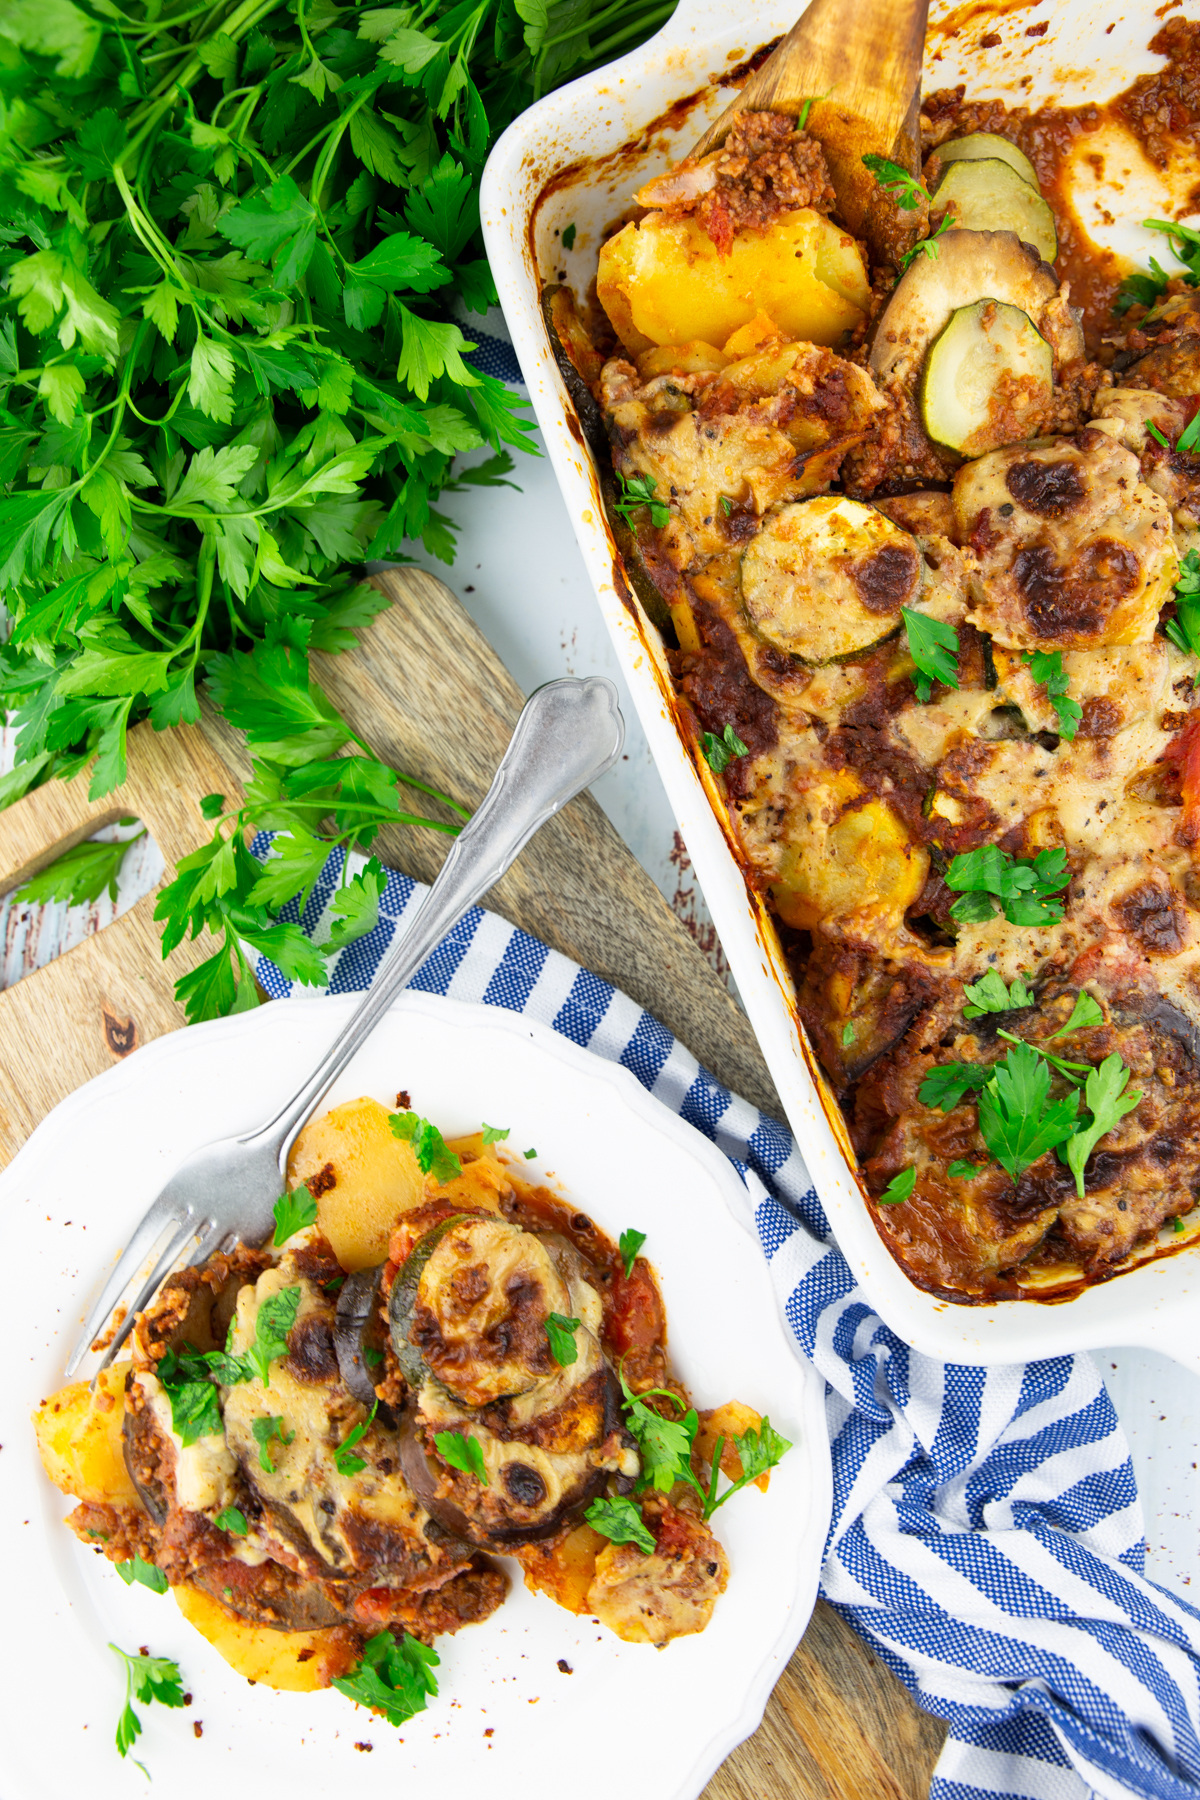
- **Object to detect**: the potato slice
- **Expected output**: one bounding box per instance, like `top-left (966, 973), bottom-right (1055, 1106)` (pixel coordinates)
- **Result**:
top-left (597, 207), bottom-right (869, 355)
top-left (288, 1096), bottom-right (424, 1270)
top-left (772, 773), bottom-right (927, 934)
top-left (174, 1584), bottom-right (357, 1690)
top-left (33, 1363), bottom-right (138, 1505)
top-left (520, 1522), bottom-right (607, 1614)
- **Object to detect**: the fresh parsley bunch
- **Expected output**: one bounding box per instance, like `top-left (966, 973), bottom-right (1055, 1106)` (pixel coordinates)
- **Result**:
top-left (0, 0), bottom-right (672, 1020)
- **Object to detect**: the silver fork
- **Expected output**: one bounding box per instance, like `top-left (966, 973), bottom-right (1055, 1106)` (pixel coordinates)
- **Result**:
top-left (66, 676), bottom-right (625, 1379)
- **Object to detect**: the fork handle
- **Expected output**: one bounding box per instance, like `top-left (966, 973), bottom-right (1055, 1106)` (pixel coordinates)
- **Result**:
top-left (243, 676), bottom-right (625, 1174)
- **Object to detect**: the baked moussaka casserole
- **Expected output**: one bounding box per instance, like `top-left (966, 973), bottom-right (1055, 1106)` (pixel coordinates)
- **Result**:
top-left (544, 44), bottom-right (1200, 1304)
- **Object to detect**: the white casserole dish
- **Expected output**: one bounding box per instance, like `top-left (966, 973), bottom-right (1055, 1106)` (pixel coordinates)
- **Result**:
top-left (480, 0), bottom-right (1200, 1370)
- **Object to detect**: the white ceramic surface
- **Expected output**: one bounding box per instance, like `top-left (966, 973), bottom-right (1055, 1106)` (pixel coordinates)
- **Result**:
top-left (0, 991), bottom-right (828, 1800)
top-left (480, 0), bottom-right (1200, 1373)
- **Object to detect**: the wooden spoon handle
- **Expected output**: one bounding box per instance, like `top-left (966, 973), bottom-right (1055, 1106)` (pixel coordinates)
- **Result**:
top-left (690, 0), bottom-right (930, 259)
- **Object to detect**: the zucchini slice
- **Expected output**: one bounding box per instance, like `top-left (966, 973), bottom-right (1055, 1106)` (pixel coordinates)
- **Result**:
top-left (919, 299), bottom-right (1053, 456)
top-left (869, 230), bottom-right (1074, 391)
top-left (740, 496), bottom-right (921, 664)
top-left (932, 133), bottom-right (1039, 191)
top-left (932, 159), bottom-right (1057, 263)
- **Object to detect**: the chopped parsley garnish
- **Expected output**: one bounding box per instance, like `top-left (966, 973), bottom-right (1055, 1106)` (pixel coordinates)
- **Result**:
top-left (945, 844), bottom-right (1070, 927)
top-left (332, 1631), bottom-right (440, 1730)
top-left (919, 1062), bottom-right (992, 1111)
top-left (586, 1495), bottom-right (656, 1553)
top-left (389, 1110), bottom-right (462, 1186)
top-left (155, 1353), bottom-right (224, 1447)
top-left (1146, 415), bottom-right (1200, 456)
top-left (962, 969), bottom-right (1035, 1018)
top-left (613, 470), bottom-right (670, 528)
top-left (111, 1644), bottom-right (185, 1771)
top-left (364, 1346), bottom-right (384, 1368)
top-left (115, 1555), bottom-right (168, 1594)
top-left (252, 1414), bottom-right (294, 1474)
top-left (1166, 548), bottom-right (1200, 657)
top-left (243, 1286), bottom-right (302, 1388)
top-left (977, 1041), bottom-right (1081, 1180)
top-left (900, 212), bottom-right (952, 269)
top-left (545, 1312), bottom-right (581, 1365)
top-left (214, 1507), bottom-right (248, 1537)
top-left (901, 607), bottom-right (959, 701)
top-left (524, 1147), bottom-right (538, 1159)
top-left (1114, 259), bottom-right (1173, 314)
top-left (947, 1159), bottom-right (987, 1180)
top-left (1142, 218), bottom-right (1200, 284)
top-left (618, 1228), bottom-right (646, 1278)
top-left (701, 723), bottom-right (750, 772)
top-left (702, 1418), bottom-right (791, 1520)
top-left (481, 1123), bottom-right (509, 1145)
top-left (878, 1166), bottom-right (916, 1205)
top-left (1023, 649), bottom-right (1081, 739)
top-left (433, 1430), bottom-right (488, 1485)
top-left (995, 1027), bottom-right (1090, 1082)
top-left (619, 1370), bottom-right (704, 1498)
top-left (1049, 991), bottom-right (1104, 1038)
top-left (561, 222), bottom-right (577, 250)
top-left (334, 1402), bottom-right (378, 1478)
top-left (842, 1022), bottom-right (856, 1047)
top-left (272, 1183), bottom-right (317, 1247)
top-left (862, 153), bottom-right (925, 211)
top-left (1058, 1053), bottom-right (1142, 1198)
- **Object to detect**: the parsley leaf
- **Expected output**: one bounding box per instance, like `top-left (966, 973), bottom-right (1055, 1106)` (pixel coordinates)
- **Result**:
top-left (561, 222), bottom-right (577, 250)
top-left (389, 1110), bottom-right (462, 1185)
top-left (919, 1062), bottom-right (992, 1111)
top-left (158, 1371), bottom-right (223, 1448)
top-left (618, 1228), bottom-right (646, 1277)
top-left (1059, 1053), bottom-right (1142, 1198)
top-left (110, 1643), bottom-right (185, 1768)
top-left (272, 1183), bottom-right (317, 1247)
top-left (994, 1028), bottom-right (1090, 1082)
top-left (214, 1506), bottom-right (248, 1537)
top-left (433, 1430), bottom-right (488, 1485)
top-left (13, 828), bottom-right (145, 907)
top-left (977, 1041), bottom-right (1081, 1181)
top-left (945, 845), bottom-right (1070, 927)
top-left (545, 1312), bottom-right (581, 1365)
top-left (862, 153), bottom-right (926, 211)
top-left (115, 1555), bottom-right (168, 1594)
top-left (585, 1495), bottom-right (656, 1553)
top-left (252, 1414), bottom-right (294, 1474)
top-left (334, 1402), bottom-right (378, 1477)
top-left (961, 969), bottom-right (1035, 1018)
top-left (243, 1286), bottom-right (302, 1388)
top-left (702, 1418), bottom-right (792, 1519)
top-left (1023, 649), bottom-right (1081, 740)
top-left (901, 607), bottom-right (959, 702)
top-left (878, 1166), bottom-right (916, 1205)
top-left (332, 1631), bottom-right (439, 1730)
top-left (1049, 991), bottom-right (1104, 1038)
top-left (1166, 549), bottom-right (1200, 656)
top-left (613, 470), bottom-right (669, 528)
top-left (481, 1123), bottom-right (509, 1145)
top-left (619, 1371), bottom-right (704, 1498)
top-left (1114, 259), bottom-right (1173, 314)
top-left (900, 213), bottom-right (952, 269)
top-left (947, 1159), bottom-right (987, 1180)
top-left (701, 723), bottom-right (750, 773)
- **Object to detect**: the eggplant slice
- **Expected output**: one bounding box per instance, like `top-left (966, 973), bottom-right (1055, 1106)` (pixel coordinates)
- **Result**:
top-left (390, 1213), bottom-right (639, 1544)
top-left (869, 229), bottom-right (1080, 392)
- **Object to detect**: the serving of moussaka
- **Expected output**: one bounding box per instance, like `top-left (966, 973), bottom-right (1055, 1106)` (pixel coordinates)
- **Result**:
top-left (34, 1098), bottom-right (788, 1723)
top-left (544, 47), bottom-right (1200, 1304)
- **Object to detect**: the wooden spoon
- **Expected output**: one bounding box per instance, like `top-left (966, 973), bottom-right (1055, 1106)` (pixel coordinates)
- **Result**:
top-left (690, 0), bottom-right (930, 263)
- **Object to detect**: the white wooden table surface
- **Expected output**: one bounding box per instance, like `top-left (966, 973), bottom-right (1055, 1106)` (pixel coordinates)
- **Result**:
top-left (3, 424), bottom-right (1195, 1605)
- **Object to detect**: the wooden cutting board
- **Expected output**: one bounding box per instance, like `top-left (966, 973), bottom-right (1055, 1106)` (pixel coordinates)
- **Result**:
top-left (0, 565), bottom-right (945, 1798)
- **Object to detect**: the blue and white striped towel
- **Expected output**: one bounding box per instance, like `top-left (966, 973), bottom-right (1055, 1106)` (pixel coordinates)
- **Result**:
top-left (248, 836), bottom-right (1200, 1800)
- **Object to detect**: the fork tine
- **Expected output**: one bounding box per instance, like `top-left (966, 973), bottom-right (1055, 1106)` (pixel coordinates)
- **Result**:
top-left (91, 1217), bottom-right (201, 1378)
top-left (184, 1219), bottom-right (232, 1269)
top-left (66, 1193), bottom-right (195, 1378)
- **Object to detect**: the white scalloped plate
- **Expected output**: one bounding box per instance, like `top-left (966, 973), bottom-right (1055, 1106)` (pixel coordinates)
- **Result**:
top-left (0, 991), bottom-right (829, 1800)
